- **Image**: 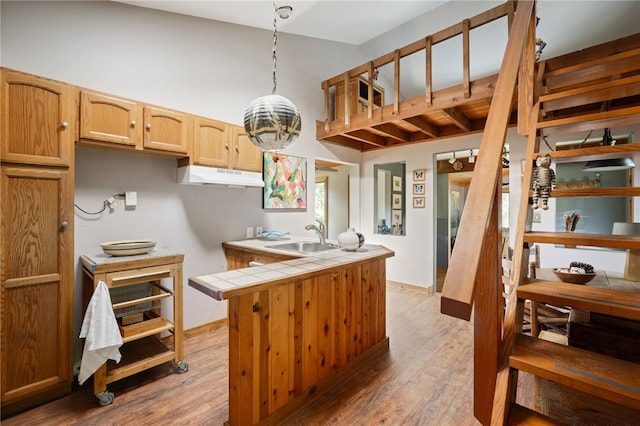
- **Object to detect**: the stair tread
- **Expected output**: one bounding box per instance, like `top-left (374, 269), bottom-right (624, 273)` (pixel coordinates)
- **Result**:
top-left (511, 334), bottom-right (640, 410)
top-left (536, 105), bottom-right (640, 135)
top-left (518, 280), bottom-right (640, 321)
top-left (523, 231), bottom-right (640, 250)
top-left (540, 74), bottom-right (640, 113)
top-left (536, 142), bottom-right (640, 160)
top-left (507, 403), bottom-right (565, 426)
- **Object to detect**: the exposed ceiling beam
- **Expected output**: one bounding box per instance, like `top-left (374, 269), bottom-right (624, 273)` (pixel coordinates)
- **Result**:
top-left (442, 107), bottom-right (471, 131)
top-left (402, 116), bottom-right (439, 137)
top-left (345, 130), bottom-right (388, 147)
top-left (372, 123), bottom-right (410, 142)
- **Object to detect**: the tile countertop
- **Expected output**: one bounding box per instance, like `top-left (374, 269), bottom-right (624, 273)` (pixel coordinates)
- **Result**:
top-left (189, 236), bottom-right (394, 301)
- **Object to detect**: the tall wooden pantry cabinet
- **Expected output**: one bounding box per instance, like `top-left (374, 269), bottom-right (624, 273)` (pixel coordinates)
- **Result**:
top-left (0, 68), bottom-right (75, 417)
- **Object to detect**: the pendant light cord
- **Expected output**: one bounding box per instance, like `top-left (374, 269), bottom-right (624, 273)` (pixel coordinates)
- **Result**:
top-left (272, 1), bottom-right (278, 95)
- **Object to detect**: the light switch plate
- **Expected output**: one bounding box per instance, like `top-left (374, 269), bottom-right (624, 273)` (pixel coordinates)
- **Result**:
top-left (246, 226), bottom-right (254, 238)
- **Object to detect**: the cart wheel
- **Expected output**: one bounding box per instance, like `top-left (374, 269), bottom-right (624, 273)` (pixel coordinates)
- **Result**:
top-left (177, 361), bottom-right (189, 374)
top-left (96, 391), bottom-right (114, 407)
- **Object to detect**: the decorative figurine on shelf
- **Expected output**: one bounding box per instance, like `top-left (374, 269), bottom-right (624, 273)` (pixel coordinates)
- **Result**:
top-left (564, 211), bottom-right (582, 232)
top-left (532, 154), bottom-right (556, 210)
top-left (378, 219), bottom-right (391, 234)
top-left (535, 38), bottom-right (547, 61)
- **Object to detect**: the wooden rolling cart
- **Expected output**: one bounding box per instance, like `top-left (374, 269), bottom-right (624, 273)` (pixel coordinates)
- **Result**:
top-left (80, 250), bottom-right (188, 406)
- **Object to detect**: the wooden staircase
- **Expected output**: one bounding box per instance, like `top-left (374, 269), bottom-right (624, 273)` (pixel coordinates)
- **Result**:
top-left (441, 1), bottom-right (640, 424)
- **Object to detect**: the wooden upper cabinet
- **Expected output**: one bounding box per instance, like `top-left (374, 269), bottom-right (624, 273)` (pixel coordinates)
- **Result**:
top-left (193, 116), bottom-right (230, 168)
top-left (1, 69), bottom-right (74, 166)
top-left (80, 90), bottom-right (143, 149)
top-left (143, 105), bottom-right (192, 155)
top-left (230, 125), bottom-right (262, 172)
top-left (191, 120), bottom-right (262, 172)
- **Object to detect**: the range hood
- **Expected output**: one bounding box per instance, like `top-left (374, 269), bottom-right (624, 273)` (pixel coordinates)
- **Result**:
top-left (177, 165), bottom-right (264, 188)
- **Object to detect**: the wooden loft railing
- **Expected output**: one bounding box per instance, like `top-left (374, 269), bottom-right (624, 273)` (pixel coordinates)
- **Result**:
top-left (439, 1), bottom-right (536, 424)
top-left (316, 1), bottom-right (519, 151)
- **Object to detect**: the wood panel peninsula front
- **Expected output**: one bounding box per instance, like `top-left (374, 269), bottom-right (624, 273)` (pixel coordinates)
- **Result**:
top-left (189, 238), bottom-right (394, 425)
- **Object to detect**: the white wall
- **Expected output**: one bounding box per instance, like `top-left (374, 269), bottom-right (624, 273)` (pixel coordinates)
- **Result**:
top-left (361, 128), bottom-right (526, 289)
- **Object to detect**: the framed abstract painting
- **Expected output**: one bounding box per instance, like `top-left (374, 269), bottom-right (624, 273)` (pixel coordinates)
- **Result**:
top-left (263, 152), bottom-right (307, 209)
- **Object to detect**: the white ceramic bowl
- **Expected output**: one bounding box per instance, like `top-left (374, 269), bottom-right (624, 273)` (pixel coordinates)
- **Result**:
top-left (100, 240), bottom-right (156, 256)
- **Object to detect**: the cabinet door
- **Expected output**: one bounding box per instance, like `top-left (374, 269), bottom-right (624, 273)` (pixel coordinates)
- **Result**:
top-left (143, 105), bottom-right (191, 155)
top-left (1, 165), bottom-right (73, 416)
top-left (193, 117), bottom-right (230, 168)
top-left (1, 69), bottom-right (74, 166)
top-left (80, 90), bottom-right (143, 149)
top-left (230, 126), bottom-right (263, 172)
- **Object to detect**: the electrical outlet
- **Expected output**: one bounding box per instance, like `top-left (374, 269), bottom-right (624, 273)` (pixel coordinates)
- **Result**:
top-left (256, 226), bottom-right (263, 235)
top-left (125, 191), bottom-right (137, 207)
top-left (246, 226), bottom-right (254, 239)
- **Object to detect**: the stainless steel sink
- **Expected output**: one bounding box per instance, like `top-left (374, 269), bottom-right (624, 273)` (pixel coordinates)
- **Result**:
top-left (266, 241), bottom-right (339, 254)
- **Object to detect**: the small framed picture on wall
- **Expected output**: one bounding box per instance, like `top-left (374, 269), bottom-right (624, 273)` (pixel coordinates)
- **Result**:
top-left (412, 183), bottom-right (425, 195)
top-left (413, 169), bottom-right (426, 182)
top-left (413, 197), bottom-right (425, 208)
top-left (392, 193), bottom-right (402, 209)
top-left (392, 209), bottom-right (403, 226)
top-left (393, 175), bottom-right (403, 192)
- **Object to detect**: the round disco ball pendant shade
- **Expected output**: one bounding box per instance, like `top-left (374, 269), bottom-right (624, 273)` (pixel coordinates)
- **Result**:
top-left (243, 94), bottom-right (301, 152)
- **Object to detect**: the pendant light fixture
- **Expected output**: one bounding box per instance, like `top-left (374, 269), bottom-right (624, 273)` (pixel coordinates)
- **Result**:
top-left (243, 2), bottom-right (301, 152)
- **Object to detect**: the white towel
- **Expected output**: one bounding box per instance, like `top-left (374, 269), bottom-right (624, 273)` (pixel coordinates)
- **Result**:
top-left (78, 280), bottom-right (123, 385)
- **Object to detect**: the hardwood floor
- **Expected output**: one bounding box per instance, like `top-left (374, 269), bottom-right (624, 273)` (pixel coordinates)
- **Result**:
top-left (4, 284), bottom-right (527, 425)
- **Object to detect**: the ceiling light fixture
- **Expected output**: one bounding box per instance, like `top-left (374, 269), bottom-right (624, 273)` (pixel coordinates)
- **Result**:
top-left (448, 152), bottom-right (456, 165)
top-left (468, 149), bottom-right (475, 164)
top-left (276, 5), bottom-right (293, 19)
top-left (582, 128), bottom-right (635, 171)
top-left (243, 2), bottom-right (301, 152)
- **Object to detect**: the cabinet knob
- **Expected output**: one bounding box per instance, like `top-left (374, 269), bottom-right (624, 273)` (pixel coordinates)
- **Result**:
top-left (146, 123), bottom-right (152, 130)
top-left (60, 221), bottom-right (69, 230)
top-left (130, 120), bottom-right (136, 127)
top-left (235, 146), bottom-right (239, 152)
top-left (225, 143), bottom-right (229, 149)
top-left (61, 121), bottom-right (69, 128)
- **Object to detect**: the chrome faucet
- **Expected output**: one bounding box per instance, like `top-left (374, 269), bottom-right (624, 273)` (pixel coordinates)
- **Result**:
top-left (305, 220), bottom-right (326, 244)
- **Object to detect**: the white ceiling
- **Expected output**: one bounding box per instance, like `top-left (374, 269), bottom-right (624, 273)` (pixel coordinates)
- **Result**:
top-left (110, 0), bottom-right (639, 108)
top-left (112, 0), bottom-right (450, 45)
top-left (111, 1), bottom-right (640, 61)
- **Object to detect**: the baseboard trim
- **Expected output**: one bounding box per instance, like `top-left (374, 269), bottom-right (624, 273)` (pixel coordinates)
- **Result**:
top-left (184, 318), bottom-right (228, 339)
top-left (387, 280), bottom-right (433, 296)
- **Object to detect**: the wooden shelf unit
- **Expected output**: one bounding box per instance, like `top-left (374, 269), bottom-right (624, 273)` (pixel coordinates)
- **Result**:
top-left (80, 251), bottom-right (187, 406)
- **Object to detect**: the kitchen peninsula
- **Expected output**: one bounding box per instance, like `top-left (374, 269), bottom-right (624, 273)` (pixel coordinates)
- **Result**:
top-left (189, 237), bottom-right (394, 425)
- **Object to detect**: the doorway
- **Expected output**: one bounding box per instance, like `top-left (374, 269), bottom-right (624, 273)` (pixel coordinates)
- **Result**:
top-left (315, 176), bottom-right (329, 237)
top-left (315, 159), bottom-right (360, 240)
top-left (435, 149), bottom-right (510, 292)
